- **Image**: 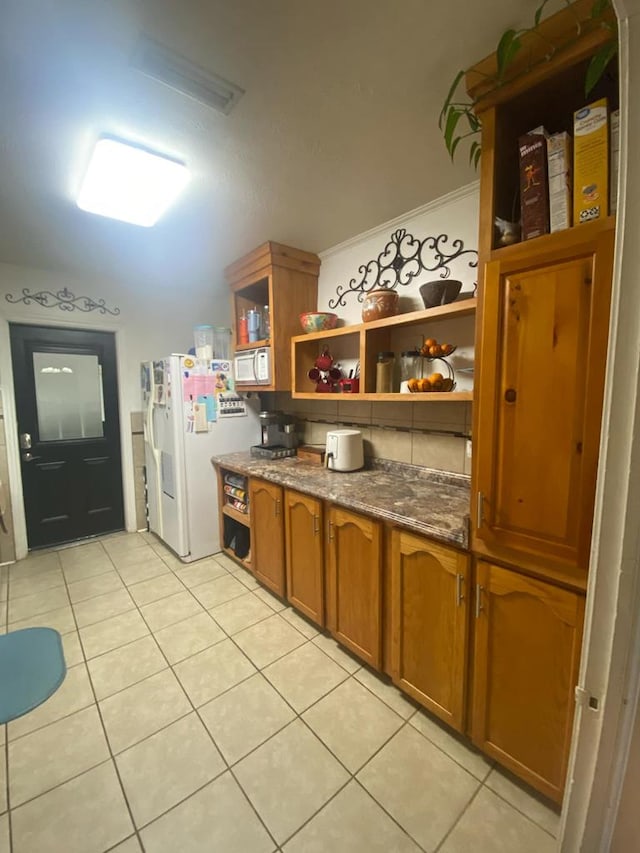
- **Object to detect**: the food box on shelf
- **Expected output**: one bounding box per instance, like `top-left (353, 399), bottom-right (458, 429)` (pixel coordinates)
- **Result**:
top-left (573, 97), bottom-right (609, 224)
top-left (547, 132), bottom-right (572, 233)
top-left (519, 126), bottom-right (550, 241)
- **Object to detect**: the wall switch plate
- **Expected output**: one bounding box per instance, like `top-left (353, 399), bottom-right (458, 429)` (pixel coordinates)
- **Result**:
top-left (466, 439), bottom-right (473, 459)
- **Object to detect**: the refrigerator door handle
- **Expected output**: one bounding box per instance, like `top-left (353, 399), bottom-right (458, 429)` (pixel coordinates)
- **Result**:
top-left (146, 385), bottom-right (163, 538)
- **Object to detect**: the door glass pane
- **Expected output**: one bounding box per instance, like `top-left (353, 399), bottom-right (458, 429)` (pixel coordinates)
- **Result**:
top-left (33, 352), bottom-right (104, 440)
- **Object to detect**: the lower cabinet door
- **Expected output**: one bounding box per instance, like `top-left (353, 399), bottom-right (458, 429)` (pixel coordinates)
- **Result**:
top-left (284, 489), bottom-right (324, 626)
top-left (326, 506), bottom-right (382, 668)
top-left (249, 479), bottom-right (285, 596)
top-left (390, 530), bottom-right (469, 731)
top-left (471, 560), bottom-right (585, 803)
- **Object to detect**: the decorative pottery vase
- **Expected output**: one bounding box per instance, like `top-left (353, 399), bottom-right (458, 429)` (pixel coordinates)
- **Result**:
top-left (361, 289), bottom-right (399, 322)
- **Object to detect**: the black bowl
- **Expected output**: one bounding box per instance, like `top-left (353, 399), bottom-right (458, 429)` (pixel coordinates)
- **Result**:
top-left (419, 279), bottom-right (463, 309)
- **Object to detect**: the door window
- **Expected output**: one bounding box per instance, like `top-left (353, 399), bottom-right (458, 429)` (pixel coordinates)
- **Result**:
top-left (33, 352), bottom-right (105, 441)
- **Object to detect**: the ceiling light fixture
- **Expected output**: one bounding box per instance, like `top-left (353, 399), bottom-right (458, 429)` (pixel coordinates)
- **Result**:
top-left (77, 137), bottom-right (190, 227)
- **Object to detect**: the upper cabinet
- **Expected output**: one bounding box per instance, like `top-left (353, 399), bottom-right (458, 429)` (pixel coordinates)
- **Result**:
top-left (225, 242), bottom-right (320, 392)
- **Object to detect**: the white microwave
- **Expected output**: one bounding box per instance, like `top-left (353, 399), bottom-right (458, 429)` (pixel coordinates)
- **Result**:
top-left (234, 347), bottom-right (271, 386)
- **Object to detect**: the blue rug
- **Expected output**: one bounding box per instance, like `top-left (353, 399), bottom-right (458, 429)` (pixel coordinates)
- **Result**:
top-left (0, 627), bottom-right (66, 724)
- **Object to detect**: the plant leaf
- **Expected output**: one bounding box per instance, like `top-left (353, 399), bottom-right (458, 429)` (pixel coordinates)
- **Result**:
top-left (496, 29), bottom-right (522, 78)
top-left (534, 0), bottom-right (550, 27)
top-left (591, 0), bottom-right (610, 19)
top-left (450, 136), bottom-right (462, 162)
top-left (466, 110), bottom-right (480, 132)
top-left (469, 140), bottom-right (480, 166)
top-left (473, 145), bottom-right (482, 170)
top-left (440, 70), bottom-right (465, 129)
top-left (585, 41), bottom-right (617, 94)
top-left (444, 107), bottom-right (463, 155)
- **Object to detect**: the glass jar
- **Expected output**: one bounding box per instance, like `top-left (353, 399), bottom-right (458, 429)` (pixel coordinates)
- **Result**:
top-left (212, 327), bottom-right (231, 359)
top-left (194, 325), bottom-right (214, 360)
top-left (400, 350), bottom-right (421, 383)
top-left (376, 351), bottom-right (395, 394)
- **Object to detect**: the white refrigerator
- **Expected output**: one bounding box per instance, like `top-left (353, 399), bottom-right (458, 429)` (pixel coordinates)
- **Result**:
top-left (141, 355), bottom-right (260, 561)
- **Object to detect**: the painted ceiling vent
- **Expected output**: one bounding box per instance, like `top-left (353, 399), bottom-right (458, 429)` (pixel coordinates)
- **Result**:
top-left (132, 35), bottom-right (244, 115)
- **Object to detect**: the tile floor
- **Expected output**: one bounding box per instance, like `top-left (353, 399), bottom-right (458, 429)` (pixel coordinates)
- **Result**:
top-left (0, 532), bottom-right (561, 852)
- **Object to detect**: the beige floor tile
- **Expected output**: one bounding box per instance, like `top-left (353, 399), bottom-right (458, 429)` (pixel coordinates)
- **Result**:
top-left (62, 556), bottom-right (115, 584)
top-left (9, 569), bottom-right (65, 599)
top-left (353, 666), bottom-right (416, 719)
top-left (140, 771), bottom-right (274, 853)
top-left (8, 663), bottom-right (94, 740)
top-left (10, 761), bottom-right (133, 853)
top-left (116, 558), bottom-right (170, 586)
top-left (253, 586), bottom-right (287, 612)
top-left (230, 565), bottom-right (261, 590)
top-left (283, 780), bottom-right (422, 853)
top-left (410, 709), bottom-right (492, 780)
top-left (80, 609), bottom-right (149, 659)
top-left (235, 719), bottom-right (349, 844)
top-left (174, 638), bottom-right (256, 706)
top-left (485, 767), bottom-right (561, 837)
top-left (72, 588), bottom-right (135, 628)
top-left (234, 614), bottom-right (307, 669)
top-left (8, 586), bottom-right (69, 623)
top-left (264, 643), bottom-right (349, 712)
top-left (303, 678), bottom-right (404, 772)
top-left (174, 559), bottom-right (227, 588)
top-left (213, 552), bottom-right (242, 573)
top-left (109, 838), bottom-right (142, 853)
top-left (61, 630), bottom-right (84, 667)
top-left (9, 705), bottom-right (109, 806)
top-left (210, 592), bottom-right (274, 635)
top-left (140, 591), bottom-right (203, 631)
top-left (112, 546), bottom-right (164, 570)
top-left (103, 537), bottom-right (152, 559)
top-left (312, 634), bottom-right (361, 674)
top-left (9, 604), bottom-right (76, 636)
top-left (128, 573), bottom-right (185, 606)
top-left (100, 669), bottom-right (192, 753)
top-left (191, 574), bottom-right (248, 609)
top-left (153, 611), bottom-right (225, 664)
top-left (357, 726), bottom-right (479, 850)
top-left (116, 712), bottom-right (225, 828)
top-left (0, 748), bottom-right (6, 814)
top-left (10, 553), bottom-right (61, 577)
top-left (199, 673), bottom-right (296, 764)
top-left (0, 814), bottom-right (7, 853)
top-left (87, 635), bottom-right (167, 700)
top-left (150, 547), bottom-right (186, 571)
top-left (58, 541), bottom-right (106, 565)
top-left (439, 787), bottom-right (556, 852)
top-left (280, 607), bottom-right (320, 639)
top-left (67, 570), bottom-right (125, 604)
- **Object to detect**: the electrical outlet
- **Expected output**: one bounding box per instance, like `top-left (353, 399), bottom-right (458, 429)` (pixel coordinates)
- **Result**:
top-left (466, 439), bottom-right (473, 459)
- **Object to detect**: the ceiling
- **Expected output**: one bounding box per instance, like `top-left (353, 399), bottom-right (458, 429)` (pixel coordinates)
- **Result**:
top-left (0, 0), bottom-right (540, 292)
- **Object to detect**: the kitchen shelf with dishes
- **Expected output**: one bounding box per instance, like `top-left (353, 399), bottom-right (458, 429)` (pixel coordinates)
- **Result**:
top-left (291, 297), bottom-right (476, 400)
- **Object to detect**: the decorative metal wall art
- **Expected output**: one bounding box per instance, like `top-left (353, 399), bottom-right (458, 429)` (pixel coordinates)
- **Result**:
top-left (328, 228), bottom-right (478, 309)
top-left (5, 287), bottom-right (120, 316)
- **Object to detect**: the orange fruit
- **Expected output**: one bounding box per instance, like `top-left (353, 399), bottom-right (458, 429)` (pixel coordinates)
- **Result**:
top-left (429, 344), bottom-right (441, 357)
top-left (424, 338), bottom-right (437, 349)
top-left (427, 372), bottom-right (443, 383)
top-left (440, 343), bottom-right (452, 356)
top-left (418, 377), bottom-right (431, 392)
top-left (407, 378), bottom-right (420, 392)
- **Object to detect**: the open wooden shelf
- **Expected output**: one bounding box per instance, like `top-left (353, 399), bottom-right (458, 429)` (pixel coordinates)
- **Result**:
top-left (292, 391), bottom-right (473, 402)
top-left (222, 545), bottom-right (251, 571)
top-left (489, 217), bottom-right (616, 263)
top-left (234, 339), bottom-right (270, 352)
top-left (222, 504), bottom-right (250, 527)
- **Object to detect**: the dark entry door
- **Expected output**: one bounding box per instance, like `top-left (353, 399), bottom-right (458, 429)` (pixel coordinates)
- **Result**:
top-left (10, 323), bottom-right (125, 548)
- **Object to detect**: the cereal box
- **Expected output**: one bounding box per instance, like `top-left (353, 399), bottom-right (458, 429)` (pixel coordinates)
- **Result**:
top-left (610, 109), bottom-right (620, 214)
top-left (519, 126), bottom-right (550, 241)
top-left (547, 132), bottom-right (572, 232)
top-left (573, 98), bottom-right (608, 224)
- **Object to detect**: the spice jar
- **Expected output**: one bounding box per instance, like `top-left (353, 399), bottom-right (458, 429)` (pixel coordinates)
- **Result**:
top-left (376, 351), bottom-right (395, 393)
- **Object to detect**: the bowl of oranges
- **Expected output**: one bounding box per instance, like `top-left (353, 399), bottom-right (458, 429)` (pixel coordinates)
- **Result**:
top-left (406, 373), bottom-right (455, 393)
top-left (420, 337), bottom-right (456, 359)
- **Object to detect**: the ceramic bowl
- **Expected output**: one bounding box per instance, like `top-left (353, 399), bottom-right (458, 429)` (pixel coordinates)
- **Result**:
top-left (299, 312), bottom-right (338, 334)
top-left (361, 289), bottom-right (399, 322)
top-left (419, 279), bottom-right (463, 309)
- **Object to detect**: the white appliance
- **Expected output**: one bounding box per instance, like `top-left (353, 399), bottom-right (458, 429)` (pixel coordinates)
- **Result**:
top-left (234, 346), bottom-right (271, 386)
top-left (141, 355), bottom-right (260, 561)
top-left (325, 429), bottom-right (364, 472)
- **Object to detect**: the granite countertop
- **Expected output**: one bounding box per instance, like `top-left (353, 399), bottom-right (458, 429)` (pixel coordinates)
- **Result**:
top-left (212, 452), bottom-right (471, 549)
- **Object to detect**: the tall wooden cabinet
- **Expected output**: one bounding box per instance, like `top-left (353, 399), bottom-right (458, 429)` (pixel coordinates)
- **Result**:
top-left (249, 479), bottom-right (285, 596)
top-left (284, 489), bottom-right (324, 626)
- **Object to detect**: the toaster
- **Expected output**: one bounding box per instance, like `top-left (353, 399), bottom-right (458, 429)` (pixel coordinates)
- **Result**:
top-left (325, 429), bottom-right (364, 472)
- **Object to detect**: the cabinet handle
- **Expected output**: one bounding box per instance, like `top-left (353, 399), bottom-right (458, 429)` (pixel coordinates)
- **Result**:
top-left (504, 388), bottom-right (517, 403)
top-left (456, 573), bottom-right (464, 607)
top-left (313, 514), bottom-right (319, 535)
top-left (476, 492), bottom-right (484, 529)
top-left (275, 498), bottom-right (281, 517)
top-left (475, 584), bottom-right (484, 619)
top-left (328, 520), bottom-right (334, 542)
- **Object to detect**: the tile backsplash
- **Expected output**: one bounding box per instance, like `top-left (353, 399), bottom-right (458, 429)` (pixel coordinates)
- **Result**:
top-left (266, 393), bottom-right (472, 475)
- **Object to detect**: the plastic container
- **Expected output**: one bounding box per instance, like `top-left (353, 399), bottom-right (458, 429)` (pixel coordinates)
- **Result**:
top-left (400, 350), bottom-right (421, 383)
top-left (212, 327), bottom-right (231, 358)
top-left (238, 311), bottom-right (248, 345)
top-left (194, 325), bottom-right (214, 360)
top-left (247, 308), bottom-right (261, 343)
top-left (376, 351), bottom-right (395, 394)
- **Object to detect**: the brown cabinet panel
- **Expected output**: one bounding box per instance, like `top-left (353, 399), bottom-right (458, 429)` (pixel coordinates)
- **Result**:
top-left (471, 560), bottom-right (584, 802)
top-left (284, 489), bottom-right (324, 626)
top-left (474, 226), bottom-right (614, 576)
top-left (390, 530), bottom-right (469, 731)
top-left (326, 507), bottom-right (382, 668)
top-left (249, 479), bottom-right (285, 596)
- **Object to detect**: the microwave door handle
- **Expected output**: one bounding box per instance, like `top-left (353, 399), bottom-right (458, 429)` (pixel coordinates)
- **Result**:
top-left (253, 349), bottom-right (259, 382)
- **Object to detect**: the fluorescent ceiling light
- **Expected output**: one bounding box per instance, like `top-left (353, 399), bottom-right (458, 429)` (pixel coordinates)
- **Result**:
top-left (77, 137), bottom-right (190, 227)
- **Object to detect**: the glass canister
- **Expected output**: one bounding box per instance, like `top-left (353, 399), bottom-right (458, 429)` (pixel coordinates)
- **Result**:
top-left (212, 327), bottom-right (231, 359)
top-left (194, 325), bottom-right (214, 359)
top-left (400, 350), bottom-right (421, 383)
top-left (376, 351), bottom-right (395, 393)
top-left (247, 307), bottom-right (261, 342)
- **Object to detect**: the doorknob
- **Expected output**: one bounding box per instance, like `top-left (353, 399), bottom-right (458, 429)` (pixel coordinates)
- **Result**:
top-left (20, 432), bottom-right (32, 449)
top-left (21, 452), bottom-right (40, 463)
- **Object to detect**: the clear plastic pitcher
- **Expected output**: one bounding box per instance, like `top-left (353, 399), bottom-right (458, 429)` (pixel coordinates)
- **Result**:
top-left (212, 327), bottom-right (231, 359)
top-left (194, 325), bottom-right (214, 359)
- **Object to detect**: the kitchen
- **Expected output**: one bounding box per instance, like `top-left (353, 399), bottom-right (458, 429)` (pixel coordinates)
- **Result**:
top-left (1, 1), bottom-right (640, 852)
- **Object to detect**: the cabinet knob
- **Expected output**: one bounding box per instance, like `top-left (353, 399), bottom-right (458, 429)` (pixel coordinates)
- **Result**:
top-left (504, 388), bottom-right (517, 403)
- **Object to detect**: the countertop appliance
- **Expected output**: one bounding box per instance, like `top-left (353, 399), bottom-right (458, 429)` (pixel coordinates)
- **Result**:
top-left (250, 410), bottom-right (297, 459)
top-left (325, 429), bottom-right (364, 472)
top-left (141, 355), bottom-right (260, 561)
top-left (234, 346), bottom-right (271, 386)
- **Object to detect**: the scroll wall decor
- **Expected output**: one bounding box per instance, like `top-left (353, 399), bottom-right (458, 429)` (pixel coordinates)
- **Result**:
top-left (5, 287), bottom-right (120, 316)
top-left (328, 228), bottom-right (478, 309)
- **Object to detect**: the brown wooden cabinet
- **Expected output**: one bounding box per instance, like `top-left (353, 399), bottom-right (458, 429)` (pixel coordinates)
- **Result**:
top-left (390, 530), bottom-right (469, 731)
top-left (326, 506), bottom-right (382, 668)
top-left (249, 479), bottom-right (285, 596)
top-left (225, 242), bottom-right (320, 392)
top-left (284, 489), bottom-right (324, 625)
top-left (471, 561), bottom-right (584, 803)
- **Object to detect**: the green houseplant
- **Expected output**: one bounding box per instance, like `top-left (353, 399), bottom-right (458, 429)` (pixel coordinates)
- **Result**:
top-left (440, 0), bottom-right (617, 167)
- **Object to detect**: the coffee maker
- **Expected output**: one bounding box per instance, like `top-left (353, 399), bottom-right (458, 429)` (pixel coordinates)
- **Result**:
top-left (250, 411), bottom-right (298, 459)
